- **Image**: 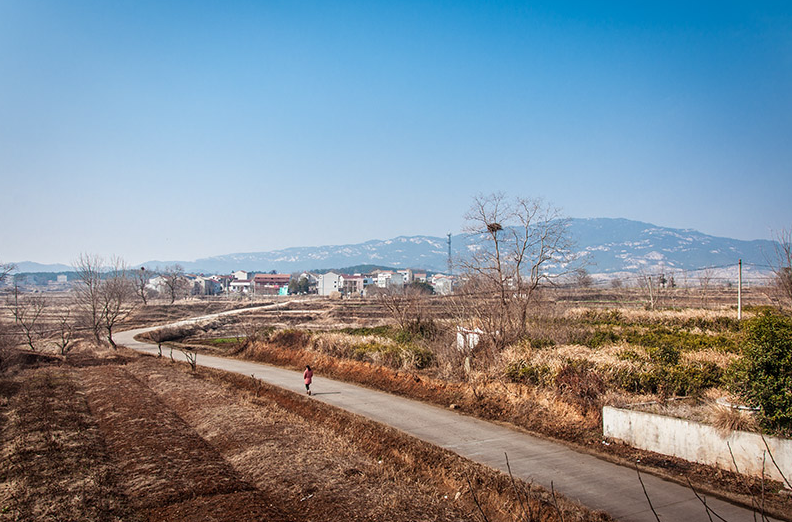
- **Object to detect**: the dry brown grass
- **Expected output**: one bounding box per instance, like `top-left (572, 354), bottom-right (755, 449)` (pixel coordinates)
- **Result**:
top-left (711, 405), bottom-right (760, 434)
top-left (565, 305), bottom-right (749, 325)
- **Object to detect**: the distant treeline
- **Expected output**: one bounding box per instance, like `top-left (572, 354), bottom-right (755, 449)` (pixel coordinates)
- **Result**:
top-left (12, 272), bottom-right (78, 285)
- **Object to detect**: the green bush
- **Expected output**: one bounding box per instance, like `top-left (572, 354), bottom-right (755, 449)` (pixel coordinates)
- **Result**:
top-left (505, 360), bottom-right (554, 387)
top-left (507, 355), bottom-right (723, 397)
top-left (570, 327), bottom-right (619, 348)
top-left (610, 362), bottom-right (722, 396)
top-left (730, 312), bottom-right (792, 434)
top-left (680, 316), bottom-right (741, 333)
top-left (525, 337), bottom-right (556, 349)
top-left (621, 326), bottom-right (737, 353)
top-left (586, 329), bottom-right (620, 348)
top-left (666, 361), bottom-right (723, 396)
top-left (616, 349), bottom-right (643, 362)
top-left (647, 344), bottom-right (680, 366)
top-left (341, 321), bottom-right (437, 343)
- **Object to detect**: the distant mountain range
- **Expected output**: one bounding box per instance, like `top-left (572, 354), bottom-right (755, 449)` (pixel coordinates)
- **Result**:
top-left (11, 218), bottom-right (779, 278)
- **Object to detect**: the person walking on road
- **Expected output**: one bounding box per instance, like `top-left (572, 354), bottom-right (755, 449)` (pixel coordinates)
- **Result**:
top-left (303, 365), bottom-right (314, 396)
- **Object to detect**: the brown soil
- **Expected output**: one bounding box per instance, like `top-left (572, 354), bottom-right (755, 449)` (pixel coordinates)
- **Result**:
top-left (0, 347), bottom-right (611, 522)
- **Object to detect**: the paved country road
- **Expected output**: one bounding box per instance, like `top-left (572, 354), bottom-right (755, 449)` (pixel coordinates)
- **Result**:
top-left (116, 307), bottom-right (779, 522)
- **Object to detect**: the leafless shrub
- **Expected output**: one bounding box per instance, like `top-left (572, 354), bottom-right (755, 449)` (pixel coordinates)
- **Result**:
top-left (370, 284), bottom-right (431, 331)
top-left (7, 289), bottom-right (47, 351)
top-left (133, 266), bottom-right (158, 304)
top-left (237, 320), bottom-right (271, 348)
top-left (0, 261), bottom-right (15, 284)
top-left (698, 268), bottom-right (715, 308)
top-left (0, 319), bottom-right (20, 371)
top-left (269, 329), bottom-right (311, 349)
top-left (54, 307), bottom-right (76, 355)
top-left (181, 348), bottom-right (198, 371)
top-left (161, 264), bottom-right (191, 304)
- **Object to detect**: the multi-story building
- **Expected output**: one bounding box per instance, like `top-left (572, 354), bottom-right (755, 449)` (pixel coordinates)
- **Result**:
top-left (253, 273), bottom-right (291, 295)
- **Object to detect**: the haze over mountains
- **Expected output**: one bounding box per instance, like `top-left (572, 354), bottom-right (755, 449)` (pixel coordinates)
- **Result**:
top-left (12, 218), bottom-right (778, 278)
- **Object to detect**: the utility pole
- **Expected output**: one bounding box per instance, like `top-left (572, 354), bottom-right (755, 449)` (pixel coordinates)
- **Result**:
top-left (738, 259), bottom-right (742, 321)
top-left (447, 233), bottom-right (453, 275)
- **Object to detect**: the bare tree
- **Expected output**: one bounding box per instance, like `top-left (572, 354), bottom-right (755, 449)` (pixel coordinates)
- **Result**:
top-left (456, 193), bottom-right (576, 349)
top-left (0, 262), bottom-right (15, 285)
top-left (161, 264), bottom-right (190, 304)
top-left (74, 253), bottom-right (104, 343)
top-left (133, 266), bottom-right (157, 304)
top-left (100, 258), bottom-right (135, 348)
top-left (573, 268), bottom-right (594, 288)
top-left (73, 254), bottom-right (135, 348)
top-left (6, 289), bottom-right (47, 351)
top-left (770, 228), bottom-right (792, 307)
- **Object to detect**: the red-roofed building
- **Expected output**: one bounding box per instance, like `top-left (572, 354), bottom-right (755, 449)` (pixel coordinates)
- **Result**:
top-left (254, 273), bottom-right (291, 295)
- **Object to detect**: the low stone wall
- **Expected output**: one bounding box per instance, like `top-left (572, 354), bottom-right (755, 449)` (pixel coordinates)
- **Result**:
top-left (602, 406), bottom-right (791, 484)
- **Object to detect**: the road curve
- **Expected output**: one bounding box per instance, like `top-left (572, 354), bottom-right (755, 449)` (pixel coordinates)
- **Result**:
top-left (116, 309), bottom-right (778, 522)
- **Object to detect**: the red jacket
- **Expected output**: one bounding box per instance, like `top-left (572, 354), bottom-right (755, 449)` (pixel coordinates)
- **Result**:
top-left (303, 369), bottom-right (313, 384)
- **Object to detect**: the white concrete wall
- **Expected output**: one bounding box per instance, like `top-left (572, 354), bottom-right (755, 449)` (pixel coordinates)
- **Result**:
top-left (603, 406), bottom-right (792, 483)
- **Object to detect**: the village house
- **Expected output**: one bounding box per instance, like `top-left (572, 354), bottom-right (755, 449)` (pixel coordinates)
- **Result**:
top-left (431, 274), bottom-right (454, 295)
top-left (317, 272), bottom-right (342, 296)
top-left (229, 278), bottom-right (252, 293)
top-left (374, 271), bottom-right (398, 288)
top-left (339, 274), bottom-right (365, 296)
top-left (253, 273), bottom-right (291, 295)
top-left (397, 268), bottom-right (413, 284)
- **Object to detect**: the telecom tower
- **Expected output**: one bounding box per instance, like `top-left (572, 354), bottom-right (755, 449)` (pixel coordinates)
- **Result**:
top-left (447, 232), bottom-right (452, 275)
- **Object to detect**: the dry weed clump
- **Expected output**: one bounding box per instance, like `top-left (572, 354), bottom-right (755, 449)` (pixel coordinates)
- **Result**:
top-left (710, 405), bottom-right (760, 434)
top-left (291, 331), bottom-right (434, 371)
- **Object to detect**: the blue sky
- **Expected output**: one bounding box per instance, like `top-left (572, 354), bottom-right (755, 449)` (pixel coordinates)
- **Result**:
top-left (1, 1), bottom-right (790, 265)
